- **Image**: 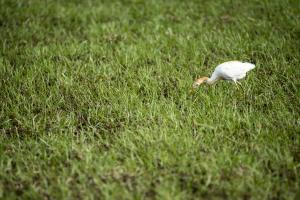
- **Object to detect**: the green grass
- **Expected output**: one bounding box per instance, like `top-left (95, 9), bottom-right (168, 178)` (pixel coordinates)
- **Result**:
top-left (0, 0), bottom-right (299, 199)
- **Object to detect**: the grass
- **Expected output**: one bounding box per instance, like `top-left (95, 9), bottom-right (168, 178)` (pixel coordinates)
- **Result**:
top-left (0, 0), bottom-right (299, 199)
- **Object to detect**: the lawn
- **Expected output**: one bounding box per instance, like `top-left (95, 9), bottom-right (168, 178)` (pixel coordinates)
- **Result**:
top-left (0, 0), bottom-right (299, 199)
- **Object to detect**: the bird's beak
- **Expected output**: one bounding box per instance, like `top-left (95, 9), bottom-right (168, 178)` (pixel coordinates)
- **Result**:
top-left (189, 87), bottom-right (195, 94)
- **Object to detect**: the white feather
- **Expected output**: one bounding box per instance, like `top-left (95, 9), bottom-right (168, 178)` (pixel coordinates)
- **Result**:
top-left (208, 61), bottom-right (255, 84)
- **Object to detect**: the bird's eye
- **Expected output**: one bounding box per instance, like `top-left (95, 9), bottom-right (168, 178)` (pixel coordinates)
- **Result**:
top-left (192, 82), bottom-right (199, 88)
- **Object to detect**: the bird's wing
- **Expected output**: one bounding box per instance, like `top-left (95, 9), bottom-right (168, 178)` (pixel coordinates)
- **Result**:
top-left (215, 61), bottom-right (255, 80)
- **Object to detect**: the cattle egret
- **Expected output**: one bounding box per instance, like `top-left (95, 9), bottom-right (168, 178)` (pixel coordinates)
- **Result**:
top-left (192, 61), bottom-right (255, 88)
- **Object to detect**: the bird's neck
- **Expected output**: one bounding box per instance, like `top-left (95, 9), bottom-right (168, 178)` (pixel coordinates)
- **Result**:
top-left (204, 77), bottom-right (218, 85)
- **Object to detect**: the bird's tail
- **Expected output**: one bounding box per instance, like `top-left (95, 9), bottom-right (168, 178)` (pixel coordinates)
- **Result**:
top-left (244, 62), bottom-right (255, 70)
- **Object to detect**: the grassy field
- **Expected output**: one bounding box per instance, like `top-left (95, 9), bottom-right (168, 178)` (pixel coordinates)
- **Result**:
top-left (0, 0), bottom-right (299, 199)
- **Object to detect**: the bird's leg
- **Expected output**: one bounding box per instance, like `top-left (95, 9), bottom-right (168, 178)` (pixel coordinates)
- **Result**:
top-left (233, 79), bottom-right (239, 88)
top-left (233, 79), bottom-right (243, 91)
top-left (240, 82), bottom-right (245, 93)
top-left (235, 81), bottom-right (245, 92)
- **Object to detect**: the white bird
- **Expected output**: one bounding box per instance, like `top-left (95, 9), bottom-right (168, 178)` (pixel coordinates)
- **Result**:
top-left (192, 61), bottom-right (255, 88)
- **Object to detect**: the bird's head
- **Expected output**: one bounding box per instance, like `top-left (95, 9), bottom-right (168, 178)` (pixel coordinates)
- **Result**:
top-left (192, 77), bottom-right (208, 89)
